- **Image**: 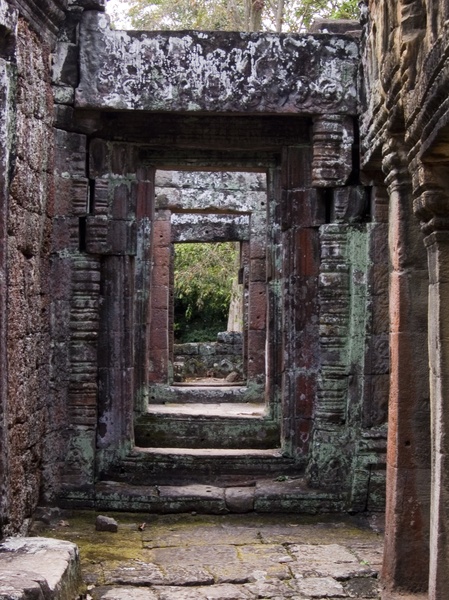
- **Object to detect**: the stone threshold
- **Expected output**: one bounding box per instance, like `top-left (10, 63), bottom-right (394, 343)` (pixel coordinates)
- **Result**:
top-left (148, 383), bottom-right (265, 404)
top-left (90, 478), bottom-right (345, 515)
top-left (0, 537), bottom-right (82, 599)
top-left (132, 447), bottom-right (284, 456)
top-left (146, 402), bottom-right (266, 418)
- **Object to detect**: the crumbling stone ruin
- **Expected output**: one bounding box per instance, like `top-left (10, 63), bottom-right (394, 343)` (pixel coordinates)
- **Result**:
top-left (0, 0), bottom-right (448, 597)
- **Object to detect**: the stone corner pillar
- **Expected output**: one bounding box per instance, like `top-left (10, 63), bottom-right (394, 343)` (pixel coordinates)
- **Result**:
top-left (381, 143), bottom-right (431, 595)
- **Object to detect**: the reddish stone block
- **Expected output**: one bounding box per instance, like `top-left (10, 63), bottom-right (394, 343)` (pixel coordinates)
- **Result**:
top-left (108, 220), bottom-right (136, 255)
top-left (151, 285), bottom-right (169, 310)
top-left (249, 237), bottom-right (266, 260)
top-left (89, 138), bottom-right (110, 178)
top-left (53, 175), bottom-right (72, 217)
top-left (280, 189), bottom-right (291, 231)
top-left (55, 129), bottom-right (86, 177)
top-left (295, 228), bottom-right (320, 276)
top-left (389, 269), bottom-right (428, 335)
top-left (153, 219), bottom-right (171, 247)
top-left (112, 183), bottom-right (130, 219)
top-left (150, 327), bottom-right (169, 351)
top-left (388, 330), bottom-right (431, 470)
top-left (281, 145), bottom-right (312, 190)
top-left (295, 373), bottom-right (316, 419)
top-left (49, 258), bottom-right (73, 300)
top-left (151, 264), bottom-right (170, 287)
top-left (136, 179), bottom-right (154, 219)
top-left (110, 143), bottom-right (138, 176)
top-left (383, 464), bottom-right (430, 593)
top-left (152, 245), bottom-right (171, 269)
top-left (288, 189), bottom-right (324, 228)
top-left (250, 258), bottom-right (266, 282)
top-left (247, 330), bottom-right (266, 378)
top-left (51, 216), bottom-right (74, 252)
top-left (294, 417), bottom-right (312, 454)
top-left (249, 282), bottom-right (266, 330)
top-left (150, 308), bottom-right (168, 331)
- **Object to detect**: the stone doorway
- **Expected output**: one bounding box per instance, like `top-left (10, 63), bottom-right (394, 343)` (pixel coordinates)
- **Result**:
top-left (137, 167), bottom-right (280, 452)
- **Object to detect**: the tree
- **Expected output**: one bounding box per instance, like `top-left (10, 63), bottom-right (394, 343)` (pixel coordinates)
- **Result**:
top-left (111, 0), bottom-right (359, 33)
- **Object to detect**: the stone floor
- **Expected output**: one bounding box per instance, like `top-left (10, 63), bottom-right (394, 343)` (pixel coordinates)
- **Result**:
top-left (31, 510), bottom-right (386, 599)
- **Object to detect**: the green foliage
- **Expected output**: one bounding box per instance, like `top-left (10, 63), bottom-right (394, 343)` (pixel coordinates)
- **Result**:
top-left (174, 242), bottom-right (238, 342)
top-left (126, 0), bottom-right (244, 31)
top-left (113, 0), bottom-right (359, 32)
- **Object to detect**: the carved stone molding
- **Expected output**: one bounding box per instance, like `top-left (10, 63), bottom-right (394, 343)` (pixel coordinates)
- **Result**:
top-left (381, 138), bottom-right (411, 193)
top-left (412, 162), bottom-right (449, 236)
top-left (11, 0), bottom-right (67, 43)
top-left (312, 115), bottom-right (354, 187)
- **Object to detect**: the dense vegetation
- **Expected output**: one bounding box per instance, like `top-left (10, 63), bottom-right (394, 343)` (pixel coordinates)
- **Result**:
top-left (174, 242), bottom-right (238, 342)
top-left (110, 0), bottom-right (359, 33)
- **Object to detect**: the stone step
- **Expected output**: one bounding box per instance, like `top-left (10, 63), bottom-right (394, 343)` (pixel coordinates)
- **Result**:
top-left (93, 477), bottom-right (344, 514)
top-left (148, 383), bottom-right (264, 404)
top-left (105, 447), bottom-right (299, 486)
top-left (0, 537), bottom-right (82, 599)
top-left (134, 404), bottom-right (279, 449)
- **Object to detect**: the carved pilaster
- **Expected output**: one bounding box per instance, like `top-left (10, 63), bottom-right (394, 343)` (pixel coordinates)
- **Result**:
top-left (317, 225), bottom-right (349, 424)
top-left (312, 115), bottom-right (353, 187)
top-left (413, 161), bottom-right (449, 599)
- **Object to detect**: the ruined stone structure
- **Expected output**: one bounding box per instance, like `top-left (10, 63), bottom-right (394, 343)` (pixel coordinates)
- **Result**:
top-left (1, 0), bottom-right (448, 597)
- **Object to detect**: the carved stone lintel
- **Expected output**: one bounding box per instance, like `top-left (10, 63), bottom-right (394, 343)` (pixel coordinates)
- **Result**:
top-left (76, 11), bottom-right (359, 114)
top-left (312, 115), bottom-right (354, 187)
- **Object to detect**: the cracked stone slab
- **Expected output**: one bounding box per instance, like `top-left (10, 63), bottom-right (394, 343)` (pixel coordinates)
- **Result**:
top-left (93, 587), bottom-right (159, 599)
top-left (103, 563), bottom-right (166, 586)
top-left (292, 575), bottom-right (346, 597)
top-left (0, 537), bottom-right (81, 599)
top-left (154, 583), bottom-right (253, 599)
top-left (142, 523), bottom-right (261, 549)
top-left (288, 543), bottom-right (375, 579)
top-left (243, 578), bottom-right (299, 597)
top-left (348, 542), bottom-right (383, 570)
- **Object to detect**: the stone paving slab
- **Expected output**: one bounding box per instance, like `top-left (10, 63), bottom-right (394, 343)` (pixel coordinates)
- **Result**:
top-left (288, 544), bottom-right (376, 579)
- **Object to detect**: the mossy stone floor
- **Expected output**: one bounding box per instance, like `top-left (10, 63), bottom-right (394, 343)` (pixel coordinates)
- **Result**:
top-left (32, 511), bottom-right (384, 599)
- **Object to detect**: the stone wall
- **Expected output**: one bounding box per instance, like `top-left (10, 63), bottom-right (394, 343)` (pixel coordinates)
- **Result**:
top-left (174, 333), bottom-right (244, 382)
top-left (0, 5), bottom-right (57, 536)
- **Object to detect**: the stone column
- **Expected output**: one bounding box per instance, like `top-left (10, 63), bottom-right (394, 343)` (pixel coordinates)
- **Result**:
top-left (381, 144), bottom-right (430, 595)
top-left (414, 168), bottom-right (449, 599)
top-left (148, 209), bottom-right (171, 384)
